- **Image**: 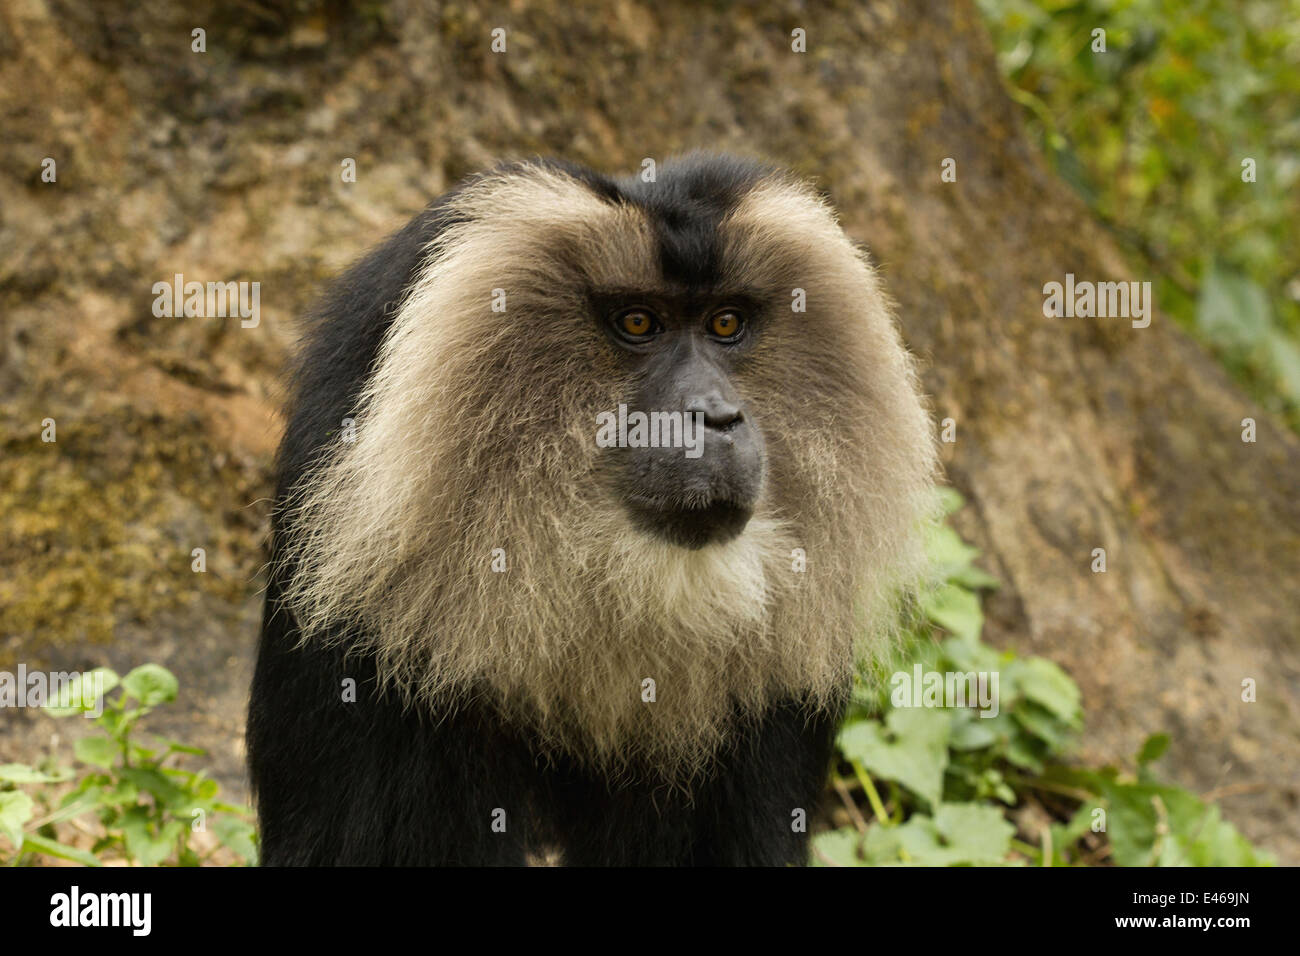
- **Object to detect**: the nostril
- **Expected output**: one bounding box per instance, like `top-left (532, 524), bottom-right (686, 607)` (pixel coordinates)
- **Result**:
top-left (711, 407), bottom-right (743, 432)
top-left (686, 396), bottom-right (744, 431)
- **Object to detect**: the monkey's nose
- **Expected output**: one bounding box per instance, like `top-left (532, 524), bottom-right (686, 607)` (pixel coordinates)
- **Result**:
top-left (685, 394), bottom-right (744, 432)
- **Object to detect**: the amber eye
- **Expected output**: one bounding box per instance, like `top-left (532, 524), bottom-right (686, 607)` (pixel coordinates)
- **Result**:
top-left (615, 309), bottom-right (658, 339)
top-left (708, 310), bottom-right (744, 339)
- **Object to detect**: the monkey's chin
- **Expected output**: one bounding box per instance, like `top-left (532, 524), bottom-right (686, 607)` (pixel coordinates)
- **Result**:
top-left (625, 497), bottom-right (755, 550)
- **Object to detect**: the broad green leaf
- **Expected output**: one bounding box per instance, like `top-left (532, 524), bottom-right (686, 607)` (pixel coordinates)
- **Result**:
top-left (1010, 656), bottom-right (1082, 725)
top-left (811, 827), bottom-right (864, 867)
top-left (120, 807), bottom-right (181, 866)
top-left (104, 778), bottom-right (140, 807)
top-left (864, 803), bottom-right (1015, 865)
top-left (74, 735), bottom-right (120, 769)
top-left (0, 791), bottom-right (35, 849)
top-left (838, 708), bottom-right (951, 808)
top-left (924, 583), bottom-right (984, 642)
top-left (933, 803), bottom-right (1017, 860)
top-left (1101, 782), bottom-right (1206, 867)
top-left (1164, 804), bottom-right (1274, 867)
top-left (194, 778), bottom-right (220, 801)
top-left (1010, 701), bottom-right (1076, 754)
top-left (1136, 733), bottom-right (1171, 765)
top-left (936, 487), bottom-right (966, 516)
top-left (120, 665), bottom-right (179, 707)
top-left (1196, 264), bottom-right (1271, 349)
top-left (947, 709), bottom-right (1001, 751)
top-left (940, 634), bottom-right (1004, 673)
top-left (949, 564), bottom-right (1001, 591)
top-left (44, 668), bottom-right (119, 716)
top-left (214, 817), bottom-right (259, 864)
top-left (926, 524), bottom-right (980, 578)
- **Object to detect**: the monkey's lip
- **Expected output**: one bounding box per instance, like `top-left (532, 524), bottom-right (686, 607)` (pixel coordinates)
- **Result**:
top-left (624, 494), bottom-right (754, 549)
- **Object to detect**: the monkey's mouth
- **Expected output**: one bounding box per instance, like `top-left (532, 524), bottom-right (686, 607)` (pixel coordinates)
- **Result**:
top-left (625, 494), bottom-right (754, 549)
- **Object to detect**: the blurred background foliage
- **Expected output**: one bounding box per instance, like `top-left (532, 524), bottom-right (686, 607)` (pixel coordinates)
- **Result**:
top-left (977, 0), bottom-right (1300, 429)
top-left (818, 490), bottom-right (1273, 866)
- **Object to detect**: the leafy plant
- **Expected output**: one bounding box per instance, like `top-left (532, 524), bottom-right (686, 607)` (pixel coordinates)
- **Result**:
top-left (816, 490), bottom-right (1273, 866)
top-left (976, 0), bottom-right (1300, 428)
top-left (0, 665), bottom-right (257, 866)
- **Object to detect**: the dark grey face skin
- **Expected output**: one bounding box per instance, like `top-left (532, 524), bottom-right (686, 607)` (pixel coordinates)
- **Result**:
top-left (597, 289), bottom-right (767, 549)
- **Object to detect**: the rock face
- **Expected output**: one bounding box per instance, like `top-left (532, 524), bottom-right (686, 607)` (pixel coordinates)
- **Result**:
top-left (2, 0), bottom-right (1296, 861)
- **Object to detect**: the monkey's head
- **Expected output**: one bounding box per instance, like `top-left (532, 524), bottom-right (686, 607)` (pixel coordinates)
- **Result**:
top-left (284, 154), bottom-right (938, 772)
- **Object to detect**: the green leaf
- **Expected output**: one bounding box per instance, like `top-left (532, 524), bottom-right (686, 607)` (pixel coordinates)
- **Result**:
top-left (1196, 264), bottom-right (1271, 350)
top-left (0, 763), bottom-right (72, 784)
top-left (838, 708), bottom-right (951, 808)
top-left (19, 832), bottom-right (102, 867)
top-left (811, 827), bottom-right (864, 867)
top-left (103, 778), bottom-right (140, 808)
top-left (1010, 701), bottom-right (1076, 755)
top-left (934, 803), bottom-right (1017, 860)
top-left (90, 835), bottom-right (118, 856)
top-left (63, 773), bottom-right (110, 805)
top-left (936, 487), bottom-right (966, 516)
top-left (1263, 331), bottom-right (1300, 404)
top-left (924, 583), bottom-right (984, 642)
top-left (940, 634), bottom-right (1005, 673)
top-left (1010, 657), bottom-right (1082, 726)
top-left (1136, 733), bottom-right (1171, 765)
top-left (925, 527), bottom-right (1001, 593)
top-left (1003, 724), bottom-right (1049, 773)
top-left (947, 710), bottom-right (1001, 751)
top-left (120, 767), bottom-right (189, 810)
top-left (156, 736), bottom-right (207, 757)
top-left (926, 524), bottom-right (980, 575)
top-left (128, 746), bottom-right (159, 765)
top-left (1100, 780), bottom-right (1274, 867)
top-left (1049, 803), bottom-right (1100, 865)
top-left (74, 735), bottom-right (121, 769)
top-left (214, 817), bottom-right (259, 864)
top-left (120, 807), bottom-right (183, 866)
top-left (864, 803), bottom-right (1015, 865)
top-left (0, 791), bottom-right (35, 849)
top-left (950, 564), bottom-right (1001, 591)
top-left (44, 668), bottom-right (120, 716)
top-left (194, 778), bottom-right (220, 801)
top-left (1167, 804), bottom-right (1274, 867)
top-left (120, 665), bottom-right (179, 707)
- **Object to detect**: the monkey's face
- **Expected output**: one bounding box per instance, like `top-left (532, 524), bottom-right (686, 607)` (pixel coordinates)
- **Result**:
top-left (597, 292), bottom-right (767, 549)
